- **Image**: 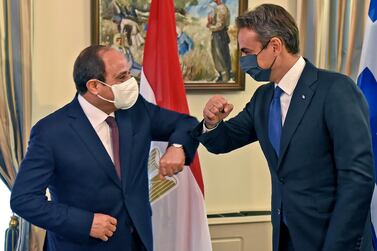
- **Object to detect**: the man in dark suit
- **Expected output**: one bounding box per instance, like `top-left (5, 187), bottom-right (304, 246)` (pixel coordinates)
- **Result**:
top-left (10, 45), bottom-right (199, 251)
top-left (193, 4), bottom-right (375, 251)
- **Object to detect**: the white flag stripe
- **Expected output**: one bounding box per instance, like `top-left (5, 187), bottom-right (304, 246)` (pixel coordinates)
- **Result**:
top-left (371, 185), bottom-right (377, 236)
top-left (140, 69), bottom-right (157, 104)
top-left (358, 18), bottom-right (377, 77)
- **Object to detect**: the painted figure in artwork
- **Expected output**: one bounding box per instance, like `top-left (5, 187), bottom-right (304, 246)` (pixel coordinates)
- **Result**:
top-left (207, 0), bottom-right (232, 82)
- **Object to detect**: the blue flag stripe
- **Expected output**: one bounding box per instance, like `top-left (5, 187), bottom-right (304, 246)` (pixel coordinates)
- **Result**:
top-left (357, 70), bottom-right (377, 166)
top-left (370, 0), bottom-right (377, 22)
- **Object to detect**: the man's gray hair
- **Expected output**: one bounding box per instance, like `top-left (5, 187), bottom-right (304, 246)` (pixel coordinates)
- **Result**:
top-left (236, 4), bottom-right (300, 54)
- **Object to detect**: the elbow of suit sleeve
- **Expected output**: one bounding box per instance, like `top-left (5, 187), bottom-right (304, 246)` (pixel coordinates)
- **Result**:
top-left (361, 170), bottom-right (375, 199)
top-left (10, 177), bottom-right (35, 221)
top-left (169, 117), bottom-right (200, 165)
top-left (183, 140), bottom-right (199, 165)
top-left (191, 121), bottom-right (206, 138)
top-left (10, 191), bottom-right (94, 243)
top-left (10, 189), bottom-right (25, 219)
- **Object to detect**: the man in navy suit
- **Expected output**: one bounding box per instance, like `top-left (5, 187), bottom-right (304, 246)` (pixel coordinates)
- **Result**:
top-left (193, 4), bottom-right (375, 251)
top-left (10, 45), bottom-right (199, 251)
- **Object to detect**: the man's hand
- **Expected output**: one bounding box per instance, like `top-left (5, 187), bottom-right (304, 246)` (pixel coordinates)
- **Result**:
top-left (159, 146), bottom-right (185, 179)
top-left (90, 213), bottom-right (117, 241)
top-left (203, 95), bottom-right (234, 129)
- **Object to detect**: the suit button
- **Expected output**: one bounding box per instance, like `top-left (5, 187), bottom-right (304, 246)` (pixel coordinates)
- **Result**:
top-left (279, 177), bottom-right (284, 184)
top-left (277, 209), bottom-right (281, 215)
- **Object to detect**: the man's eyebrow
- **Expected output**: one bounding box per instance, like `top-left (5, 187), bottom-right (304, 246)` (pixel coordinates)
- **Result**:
top-left (114, 70), bottom-right (130, 78)
top-left (241, 48), bottom-right (252, 54)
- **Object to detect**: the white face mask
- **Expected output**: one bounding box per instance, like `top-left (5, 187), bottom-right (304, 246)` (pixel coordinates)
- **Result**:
top-left (96, 77), bottom-right (139, 110)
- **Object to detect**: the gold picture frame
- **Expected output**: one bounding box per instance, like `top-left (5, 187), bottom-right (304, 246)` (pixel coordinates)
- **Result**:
top-left (91, 0), bottom-right (248, 90)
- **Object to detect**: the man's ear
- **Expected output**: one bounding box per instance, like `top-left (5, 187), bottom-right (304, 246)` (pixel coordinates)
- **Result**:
top-left (86, 79), bottom-right (100, 95)
top-left (270, 37), bottom-right (283, 54)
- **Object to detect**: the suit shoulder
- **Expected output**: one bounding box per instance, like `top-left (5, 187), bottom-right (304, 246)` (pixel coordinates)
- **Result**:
top-left (257, 82), bottom-right (273, 91)
top-left (251, 82), bottom-right (273, 95)
top-left (117, 94), bottom-right (151, 116)
top-left (236, 82), bottom-right (273, 112)
top-left (249, 82), bottom-right (273, 101)
top-left (316, 68), bottom-right (356, 91)
top-left (315, 69), bottom-right (366, 108)
top-left (32, 103), bottom-right (71, 132)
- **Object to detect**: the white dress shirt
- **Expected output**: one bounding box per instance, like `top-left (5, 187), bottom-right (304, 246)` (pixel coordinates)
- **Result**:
top-left (276, 56), bottom-right (306, 125)
top-left (78, 95), bottom-right (115, 162)
top-left (203, 56), bottom-right (306, 132)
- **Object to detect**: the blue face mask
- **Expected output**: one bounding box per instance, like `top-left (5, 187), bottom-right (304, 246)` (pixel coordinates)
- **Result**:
top-left (239, 41), bottom-right (276, 82)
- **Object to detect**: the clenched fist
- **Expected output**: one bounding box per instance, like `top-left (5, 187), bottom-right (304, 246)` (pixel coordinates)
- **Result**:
top-left (90, 213), bottom-right (117, 241)
top-left (159, 145), bottom-right (185, 179)
top-left (203, 95), bottom-right (234, 128)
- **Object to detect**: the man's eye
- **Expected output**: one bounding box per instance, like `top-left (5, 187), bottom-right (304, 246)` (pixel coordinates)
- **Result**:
top-left (121, 73), bottom-right (131, 80)
top-left (118, 75), bottom-right (128, 81)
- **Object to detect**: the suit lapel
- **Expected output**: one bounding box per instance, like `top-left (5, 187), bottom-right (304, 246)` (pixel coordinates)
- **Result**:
top-left (67, 97), bottom-right (122, 188)
top-left (115, 109), bottom-right (133, 190)
top-left (277, 61), bottom-right (318, 169)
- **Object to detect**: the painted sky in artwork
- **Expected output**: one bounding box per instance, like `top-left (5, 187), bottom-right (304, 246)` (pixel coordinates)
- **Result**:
top-left (185, 0), bottom-right (239, 23)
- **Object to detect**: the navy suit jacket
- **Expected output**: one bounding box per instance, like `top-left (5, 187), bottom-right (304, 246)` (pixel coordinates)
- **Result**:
top-left (11, 95), bottom-right (199, 251)
top-left (193, 61), bottom-right (375, 251)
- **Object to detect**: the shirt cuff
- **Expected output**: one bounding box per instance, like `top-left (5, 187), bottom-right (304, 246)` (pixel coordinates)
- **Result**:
top-left (202, 122), bottom-right (220, 134)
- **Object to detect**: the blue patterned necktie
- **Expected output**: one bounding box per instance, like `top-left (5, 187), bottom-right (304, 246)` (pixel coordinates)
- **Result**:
top-left (269, 86), bottom-right (284, 156)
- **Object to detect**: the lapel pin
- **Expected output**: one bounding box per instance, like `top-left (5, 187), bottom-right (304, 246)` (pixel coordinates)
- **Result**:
top-left (302, 94), bottom-right (306, 100)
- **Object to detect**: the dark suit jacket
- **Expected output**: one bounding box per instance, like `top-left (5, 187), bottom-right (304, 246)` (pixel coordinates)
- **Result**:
top-left (193, 60), bottom-right (375, 251)
top-left (11, 95), bottom-right (199, 251)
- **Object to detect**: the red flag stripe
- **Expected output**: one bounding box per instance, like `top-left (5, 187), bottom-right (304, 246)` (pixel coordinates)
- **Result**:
top-left (142, 0), bottom-right (204, 194)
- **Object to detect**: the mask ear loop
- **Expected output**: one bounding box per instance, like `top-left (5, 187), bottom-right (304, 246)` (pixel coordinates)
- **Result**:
top-left (85, 79), bottom-right (111, 91)
top-left (269, 55), bottom-right (278, 69)
top-left (94, 79), bottom-right (111, 88)
top-left (86, 79), bottom-right (116, 104)
top-left (256, 39), bottom-right (271, 56)
top-left (257, 39), bottom-right (277, 70)
top-left (254, 39), bottom-right (272, 71)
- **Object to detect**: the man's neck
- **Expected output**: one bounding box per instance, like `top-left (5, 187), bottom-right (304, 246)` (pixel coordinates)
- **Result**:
top-left (82, 92), bottom-right (114, 115)
top-left (271, 54), bottom-right (301, 83)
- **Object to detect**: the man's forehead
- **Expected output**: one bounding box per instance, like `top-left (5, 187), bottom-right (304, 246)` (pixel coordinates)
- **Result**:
top-left (102, 49), bottom-right (130, 74)
top-left (101, 48), bottom-right (121, 57)
top-left (102, 49), bottom-right (124, 63)
top-left (238, 28), bottom-right (259, 41)
top-left (239, 28), bottom-right (264, 47)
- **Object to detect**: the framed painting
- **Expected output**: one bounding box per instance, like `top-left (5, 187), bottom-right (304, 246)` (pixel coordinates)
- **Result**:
top-left (92, 0), bottom-right (248, 90)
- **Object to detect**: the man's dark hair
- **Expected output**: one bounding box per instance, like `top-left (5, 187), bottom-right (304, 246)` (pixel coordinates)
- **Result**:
top-left (73, 45), bottom-right (110, 94)
top-left (236, 4), bottom-right (299, 54)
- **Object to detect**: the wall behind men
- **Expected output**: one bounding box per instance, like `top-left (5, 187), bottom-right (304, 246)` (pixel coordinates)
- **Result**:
top-left (32, 0), bottom-right (296, 214)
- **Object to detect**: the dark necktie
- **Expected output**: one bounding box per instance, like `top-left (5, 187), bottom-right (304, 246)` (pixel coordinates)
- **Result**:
top-left (105, 116), bottom-right (121, 179)
top-left (268, 86), bottom-right (284, 156)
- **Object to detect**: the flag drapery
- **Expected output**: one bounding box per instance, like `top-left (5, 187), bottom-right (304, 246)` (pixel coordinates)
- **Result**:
top-left (357, 0), bottom-right (377, 248)
top-left (140, 0), bottom-right (212, 250)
